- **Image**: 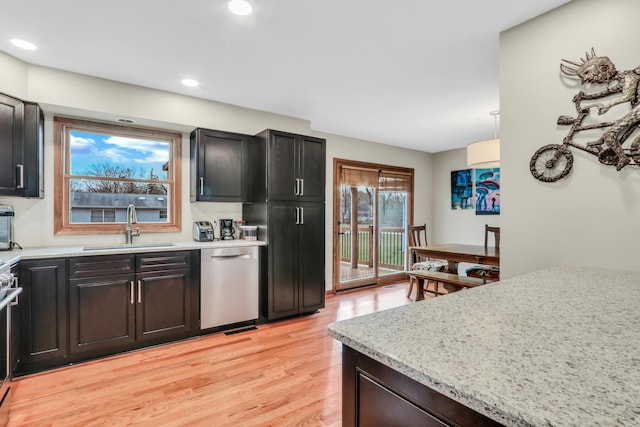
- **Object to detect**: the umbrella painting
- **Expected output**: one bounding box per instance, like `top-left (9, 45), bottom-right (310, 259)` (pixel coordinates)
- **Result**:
top-left (475, 168), bottom-right (500, 215)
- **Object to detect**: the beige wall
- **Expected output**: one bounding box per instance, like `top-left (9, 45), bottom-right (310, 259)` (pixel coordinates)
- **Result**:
top-left (500, 0), bottom-right (640, 278)
top-left (0, 53), bottom-right (28, 98)
top-left (0, 52), bottom-right (433, 290)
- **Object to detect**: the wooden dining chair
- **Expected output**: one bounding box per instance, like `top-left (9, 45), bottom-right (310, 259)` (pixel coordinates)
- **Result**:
top-left (407, 224), bottom-right (447, 298)
top-left (465, 224), bottom-right (500, 282)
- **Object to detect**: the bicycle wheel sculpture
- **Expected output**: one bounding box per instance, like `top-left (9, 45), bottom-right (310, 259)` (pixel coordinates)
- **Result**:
top-left (530, 144), bottom-right (574, 182)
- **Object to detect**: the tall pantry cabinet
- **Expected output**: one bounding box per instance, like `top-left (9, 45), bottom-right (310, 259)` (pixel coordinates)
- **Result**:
top-left (243, 130), bottom-right (326, 321)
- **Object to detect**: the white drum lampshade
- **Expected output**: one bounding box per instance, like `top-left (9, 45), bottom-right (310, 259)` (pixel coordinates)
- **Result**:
top-left (467, 138), bottom-right (500, 168)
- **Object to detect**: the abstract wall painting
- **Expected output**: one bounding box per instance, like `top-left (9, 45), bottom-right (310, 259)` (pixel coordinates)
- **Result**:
top-left (450, 169), bottom-right (473, 210)
top-left (475, 168), bottom-right (500, 215)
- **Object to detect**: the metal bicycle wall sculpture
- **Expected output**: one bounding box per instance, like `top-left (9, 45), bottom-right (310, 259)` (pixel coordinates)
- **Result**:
top-left (530, 48), bottom-right (640, 182)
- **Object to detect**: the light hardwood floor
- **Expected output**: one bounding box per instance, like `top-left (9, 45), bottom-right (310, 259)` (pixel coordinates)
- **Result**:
top-left (8, 281), bottom-right (422, 427)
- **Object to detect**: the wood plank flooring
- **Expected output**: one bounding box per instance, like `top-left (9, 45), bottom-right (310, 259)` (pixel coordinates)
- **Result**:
top-left (8, 281), bottom-right (421, 427)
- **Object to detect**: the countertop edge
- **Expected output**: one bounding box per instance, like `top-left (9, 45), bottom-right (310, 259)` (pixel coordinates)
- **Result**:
top-left (0, 240), bottom-right (266, 263)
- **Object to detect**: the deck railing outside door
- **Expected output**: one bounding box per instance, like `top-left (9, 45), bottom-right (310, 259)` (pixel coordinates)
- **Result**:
top-left (339, 225), bottom-right (406, 271)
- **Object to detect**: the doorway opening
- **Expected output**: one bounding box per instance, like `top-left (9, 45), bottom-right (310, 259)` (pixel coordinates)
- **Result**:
top-left (333, 159), bottom-right (414, 292)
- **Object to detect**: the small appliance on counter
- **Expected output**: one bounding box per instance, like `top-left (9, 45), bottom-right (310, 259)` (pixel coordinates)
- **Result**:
top-left (193, 221), bottom-right (215, 242)
top-left (0, 206), bottom-right (14, 251)
top-left (219, 219), bottom-right (235, 240)
top-left (239, 225), bottom-right (258, 241)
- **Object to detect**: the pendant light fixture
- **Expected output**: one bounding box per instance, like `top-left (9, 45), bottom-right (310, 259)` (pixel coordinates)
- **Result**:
top-left (228, 0), bottom-right (252, 16)
top-left (467, 110), bottom-right (500, 168)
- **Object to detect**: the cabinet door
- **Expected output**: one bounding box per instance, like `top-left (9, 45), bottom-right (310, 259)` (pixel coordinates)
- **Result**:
top-left (191, 128), bottom-right (247, 202)
top-left (267, 131), bottom-right (297, 201)
top-left (69, 274), bottom-right (136, 360)
top-left (297, 135), bottom-right (325, 202)
top-left (0, 93), bottom-right (24, 195)
top-left (267, 202), bottom-right (299, 319)
top-left (298, 202), bottom-right (325, 313)
top-left (19, 259), bottom-right (68, 373)
top-left (22, 102), bottom-right (44, 198)
top-left (136, 269), bottom-right (192, 342)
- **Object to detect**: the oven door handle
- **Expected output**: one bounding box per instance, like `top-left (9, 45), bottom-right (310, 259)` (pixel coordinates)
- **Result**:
top-left (0, 288), bottom-right (21, 311)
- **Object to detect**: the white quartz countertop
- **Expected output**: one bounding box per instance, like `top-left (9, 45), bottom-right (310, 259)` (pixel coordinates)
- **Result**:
top-left (0, 239), bottom-right (265, 266)
top-left (328, 266), bottom-right (640, 426)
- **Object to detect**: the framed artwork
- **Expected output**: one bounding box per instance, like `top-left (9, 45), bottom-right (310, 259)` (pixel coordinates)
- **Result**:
top-left (475, 168), bottom-right (500, 215)
top-left (450, 169), bottom-right (473, 210)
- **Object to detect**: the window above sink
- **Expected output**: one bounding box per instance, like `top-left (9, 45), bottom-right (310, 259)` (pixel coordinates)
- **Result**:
top-left (53, 117), bottom-right (182, 235)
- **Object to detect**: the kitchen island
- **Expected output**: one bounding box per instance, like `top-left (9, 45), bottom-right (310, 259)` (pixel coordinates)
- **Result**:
top-left (328, 266), bottom-right (640, 426)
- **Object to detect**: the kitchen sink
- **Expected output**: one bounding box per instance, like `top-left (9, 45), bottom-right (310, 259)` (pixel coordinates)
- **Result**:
top-left (82, 242), bottom-right (176, 251)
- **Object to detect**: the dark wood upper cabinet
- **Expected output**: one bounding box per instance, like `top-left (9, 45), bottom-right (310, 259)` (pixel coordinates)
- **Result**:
top-left (22, 102), bottom-right (44, 198)
top-left (0, 94), bottom-right (44, 198)
top-left (190, 128), bottom-right (251, 202)
top-left (0, 93), bottom-right (24, 196)
top-left (254, 129), bottom-right (325, 202)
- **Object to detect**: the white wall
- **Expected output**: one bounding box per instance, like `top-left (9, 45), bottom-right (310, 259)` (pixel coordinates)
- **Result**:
top-left (0, 52), bottom-right (433, 291)
top-left (500, 0), bottom-right (640, 278)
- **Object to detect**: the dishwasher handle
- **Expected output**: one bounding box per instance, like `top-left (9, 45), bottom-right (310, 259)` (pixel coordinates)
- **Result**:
top-left (208, 254), bottom-right (252, 261)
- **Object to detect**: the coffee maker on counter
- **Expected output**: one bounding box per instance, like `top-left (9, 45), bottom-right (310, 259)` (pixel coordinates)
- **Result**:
top-left (219, 219), bottom-right (235, 240)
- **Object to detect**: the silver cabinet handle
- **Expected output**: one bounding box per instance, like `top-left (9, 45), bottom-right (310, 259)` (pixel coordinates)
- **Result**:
top-left (17, 164), bottom-right (24, 189)
top-left (300, 178), bottom-right (304, 196)
top-left (137, 280), bottom-right (142, 303)
top-left (199, 177), bottom-right (204, 196)
top-left (300, 207), bottom-right (304, 224)
top-left (295, 207), bottom-right (300, 224)
top-left (294, 178), bottom-right (300, 196)
top-left (130, 281), bottom-right (134, 304)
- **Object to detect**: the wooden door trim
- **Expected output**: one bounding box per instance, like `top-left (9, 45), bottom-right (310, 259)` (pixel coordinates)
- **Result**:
top-left (332, 159), bottom-right (414, 293)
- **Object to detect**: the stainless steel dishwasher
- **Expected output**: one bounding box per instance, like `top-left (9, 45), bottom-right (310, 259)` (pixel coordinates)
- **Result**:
top-left (200, 245), bottom-right (259, 330)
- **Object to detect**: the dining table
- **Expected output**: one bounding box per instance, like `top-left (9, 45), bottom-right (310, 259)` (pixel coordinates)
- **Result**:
top-left (410, 243), bottom-right (500, 273)
top-left (408, 243), bottom-right (500, 300)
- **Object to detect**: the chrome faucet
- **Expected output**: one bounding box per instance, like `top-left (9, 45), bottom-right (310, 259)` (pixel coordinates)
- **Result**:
top-left (125, 204), bottom-right (140, 244)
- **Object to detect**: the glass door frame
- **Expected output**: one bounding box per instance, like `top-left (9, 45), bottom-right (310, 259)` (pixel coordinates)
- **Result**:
top-left (332, 158), bottom-right (414, 292)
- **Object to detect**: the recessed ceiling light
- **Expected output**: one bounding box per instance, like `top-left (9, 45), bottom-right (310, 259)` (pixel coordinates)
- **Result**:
top-left (10, 38), bottom-right (37, 51)
top-left (182, 79), bottom-right (199, 87)
top-left (228, 0), bottom-right (252, 16)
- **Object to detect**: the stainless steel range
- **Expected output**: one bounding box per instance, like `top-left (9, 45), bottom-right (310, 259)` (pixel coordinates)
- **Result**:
top-left (0, 262), bottom-right (22, 424)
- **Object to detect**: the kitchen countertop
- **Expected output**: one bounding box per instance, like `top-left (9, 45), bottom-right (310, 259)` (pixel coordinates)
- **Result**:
top-left (0, 239), bottom-right (265, 266)
top-left (328, 266), bottom-right (640, 426)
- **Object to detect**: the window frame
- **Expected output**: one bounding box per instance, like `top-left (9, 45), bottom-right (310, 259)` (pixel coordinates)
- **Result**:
top-left (54, 116), bottom-right (182, 235)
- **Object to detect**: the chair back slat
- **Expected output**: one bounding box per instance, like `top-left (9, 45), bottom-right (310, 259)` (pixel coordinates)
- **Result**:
top-left (408, 224), bottom-right (427, 263)
top-left (485, 224), bottom-right (500, 250)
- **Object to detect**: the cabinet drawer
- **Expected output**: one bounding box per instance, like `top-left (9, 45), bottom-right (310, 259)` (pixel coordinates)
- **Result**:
top-left (68, 255), bottom-right (135, 279)
top-left (136, 251), bottom-right (191, 273)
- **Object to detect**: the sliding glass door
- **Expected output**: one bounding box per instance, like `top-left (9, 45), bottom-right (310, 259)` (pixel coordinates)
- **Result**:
top-left (333, 160), bottom-right (413, 291)
top-left (377, 173), bottom-right (410, 280)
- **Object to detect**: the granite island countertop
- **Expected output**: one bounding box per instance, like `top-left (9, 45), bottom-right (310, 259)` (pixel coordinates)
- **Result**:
top-left (328, 266), bottom-right (640, 426)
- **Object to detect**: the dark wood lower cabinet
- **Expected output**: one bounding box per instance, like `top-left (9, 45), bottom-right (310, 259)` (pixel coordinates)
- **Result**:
top-left (136, 269), bottom-right (193, 342)
top-left (69, 274), bottom-right (136, 360)
top-left (68, 251), bottom-right (198, 362)
top-left (16, 250), bottom-right (200, 375)
top-left (342, 345), bottom-right (504, 427)
top-left (19, 259), bottom-right (68, 374)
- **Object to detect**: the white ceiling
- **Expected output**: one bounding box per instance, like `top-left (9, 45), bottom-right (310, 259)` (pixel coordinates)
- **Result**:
top-left (1, 0), bottom-right (570, 153)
